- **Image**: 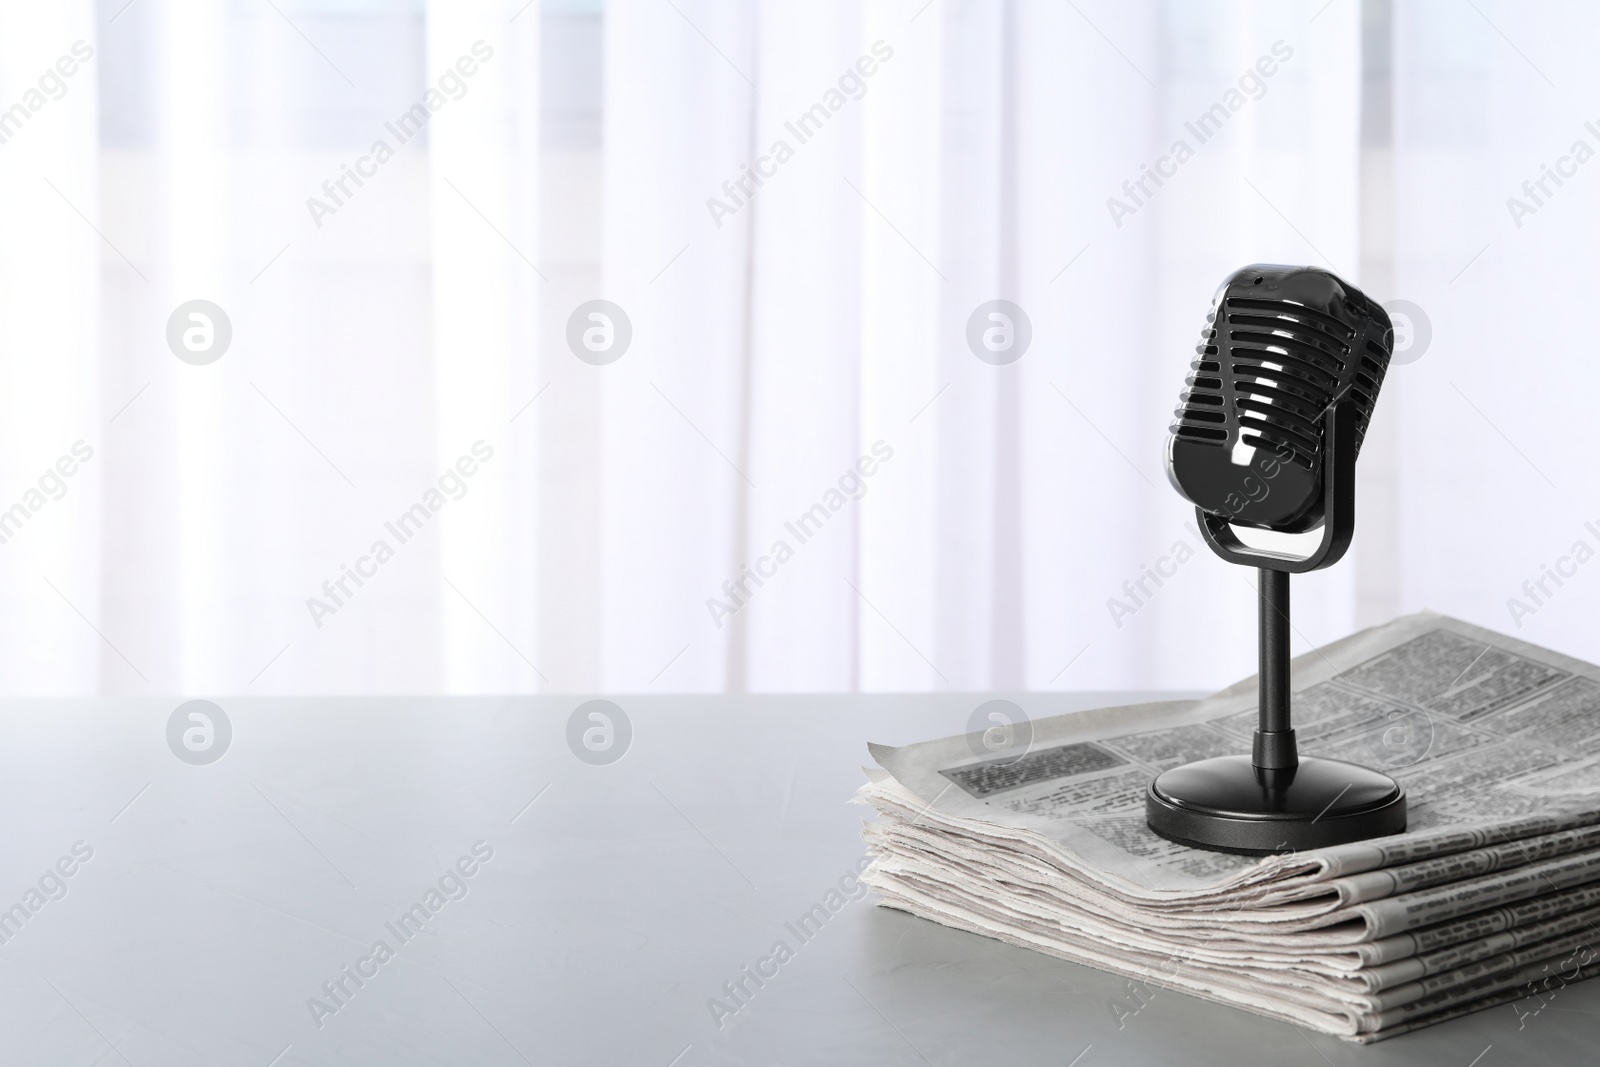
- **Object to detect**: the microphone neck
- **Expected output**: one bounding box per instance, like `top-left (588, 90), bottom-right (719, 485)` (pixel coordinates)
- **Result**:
top-left (1253, 567), bottom-right (1299, 772)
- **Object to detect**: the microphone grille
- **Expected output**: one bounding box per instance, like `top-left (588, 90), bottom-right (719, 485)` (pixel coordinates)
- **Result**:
top-left (1169, 266), bottom-right (1393, 529)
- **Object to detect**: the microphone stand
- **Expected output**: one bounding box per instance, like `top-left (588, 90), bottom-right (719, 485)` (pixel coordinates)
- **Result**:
top-left (1144, 400), bottom-right (1406, 853)
top-left (1255, 566), bottom-right (1295, 777)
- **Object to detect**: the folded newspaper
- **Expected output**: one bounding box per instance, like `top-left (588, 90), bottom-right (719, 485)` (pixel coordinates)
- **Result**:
top-left (858, 613), bottom-right (1600, 1042)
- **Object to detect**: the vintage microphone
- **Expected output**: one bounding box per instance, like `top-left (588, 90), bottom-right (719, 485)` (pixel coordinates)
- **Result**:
top-left (1145, 264), bottom-right (1407, 854)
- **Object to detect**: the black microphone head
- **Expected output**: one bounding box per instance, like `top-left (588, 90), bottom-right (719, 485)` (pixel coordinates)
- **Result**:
top-left (1167, 265), bottom-right (1393, 533)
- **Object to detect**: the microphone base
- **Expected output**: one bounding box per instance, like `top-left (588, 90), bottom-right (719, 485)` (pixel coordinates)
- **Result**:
top-left (1146, 754), bottom-right (1405, 855)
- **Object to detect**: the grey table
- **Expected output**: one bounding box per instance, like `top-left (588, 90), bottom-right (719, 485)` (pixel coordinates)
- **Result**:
top-left (1, 694), bottom-right (1593, 1066)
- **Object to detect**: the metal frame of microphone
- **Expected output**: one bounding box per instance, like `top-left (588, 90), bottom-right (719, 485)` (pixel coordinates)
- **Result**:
top-left (1146, 268), bottom-right (1406, 855)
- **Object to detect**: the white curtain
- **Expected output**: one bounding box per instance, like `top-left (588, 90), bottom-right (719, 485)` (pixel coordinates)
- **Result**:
top-left (597, 0), bottom-right (1366, 692)
top-left (0, 0), bottom-right (101, 695)
top-left (1391, 0), bottom-right (1600, 662)
top-left (0, 0), bottom-right (1587, 697)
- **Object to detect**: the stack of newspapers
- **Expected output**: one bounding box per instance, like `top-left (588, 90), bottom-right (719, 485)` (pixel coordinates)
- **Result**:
top-left (859, 613), bottom-right (1600, 1042)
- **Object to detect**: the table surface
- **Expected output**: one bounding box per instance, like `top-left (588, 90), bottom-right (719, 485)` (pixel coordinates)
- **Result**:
top-left (1, 693), bottom-right (1594, 1066)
